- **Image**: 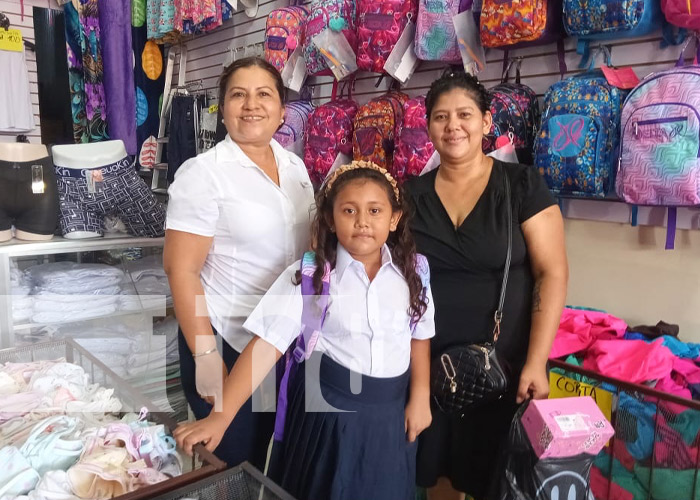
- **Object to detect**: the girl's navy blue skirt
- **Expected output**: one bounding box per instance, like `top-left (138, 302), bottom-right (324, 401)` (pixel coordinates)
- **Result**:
top-left (270, 353), bottom-right (416, 500)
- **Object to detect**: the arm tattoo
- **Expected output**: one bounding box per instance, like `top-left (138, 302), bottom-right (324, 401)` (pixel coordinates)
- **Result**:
top-left (532, 281), bottom-right (542, 313)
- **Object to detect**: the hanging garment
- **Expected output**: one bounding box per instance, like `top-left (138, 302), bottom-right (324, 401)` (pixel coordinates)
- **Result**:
top-left (167, 94), bottom-right (199, 182)
top-left (131, 6), bottom-right (166, 169)
top-left (64, 1), bottom-right (88, 143)
top-left (0, 50), bottom-right (35, 133)
top-left (174, 0), bottom-right (222, 34)
top-left (54, 157), bottom-right (166, 237)
top-left (98, 0), bottom-right (137, 155)
top-left (78, 0), bottom-right (109, 142)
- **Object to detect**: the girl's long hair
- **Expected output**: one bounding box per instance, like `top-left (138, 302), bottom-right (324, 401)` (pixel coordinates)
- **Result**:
top-left (302, 168), bottom-right (428, 323)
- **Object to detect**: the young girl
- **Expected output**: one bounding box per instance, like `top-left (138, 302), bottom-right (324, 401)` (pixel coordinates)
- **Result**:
top-left (174, 160), bottom-right (435, 500)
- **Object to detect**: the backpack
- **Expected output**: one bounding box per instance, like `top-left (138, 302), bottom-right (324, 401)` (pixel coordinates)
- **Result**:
top-left (534, 69), bottom-right (626, 198)
top-left (357, 0), bottom-right (419, 73)
top-left (662, 0), bottom-right (700, 29)
top-left (303, 98), bottom-right (358, 186)
top-left (264, 6), bottom-right (310, 74)
top-left (480, 0), bottom-right (565, 48)
top-left (273, 100), bottom-right (314, 155)
top-left (353, 91), bottom-right (410, 170)
top-left (616, 61), bottom-right (700, 249)
top-left (273, 251), bottom-right (431, 443)
top-left (392, 95), bottom-right (435, 182)
top-left (414, 0), bottom-right (471, 62)
top-left (302, 0), bottom-right (357, 76)
top-left (483, 64), bottom-right (540, 165)
top-left (565, 0), bottom-right (668, 65)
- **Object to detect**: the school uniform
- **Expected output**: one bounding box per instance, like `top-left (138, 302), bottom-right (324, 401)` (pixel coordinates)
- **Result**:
top-left (243, 244), bottom-right (436, 500)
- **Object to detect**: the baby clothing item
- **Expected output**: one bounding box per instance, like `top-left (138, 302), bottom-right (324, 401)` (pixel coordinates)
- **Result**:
top-left (54, 156), bottom-right (165, 238)
top-left (19, 416), bottom-right (83, 476)
top-left (0, 446), bottom-right (40, 497)
top-left (0, 157), bottom-right (59, 237)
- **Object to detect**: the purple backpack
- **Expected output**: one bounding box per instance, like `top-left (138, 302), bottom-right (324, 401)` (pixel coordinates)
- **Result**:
top-left (273, 100), bottom-right (314, 151)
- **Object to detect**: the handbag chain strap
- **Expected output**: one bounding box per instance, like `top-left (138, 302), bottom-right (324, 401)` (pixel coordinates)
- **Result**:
top-left (493, 168), bottom-right (512, 344)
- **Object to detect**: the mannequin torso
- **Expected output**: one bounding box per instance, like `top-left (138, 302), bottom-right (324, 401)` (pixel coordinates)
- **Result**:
top-left (0, 143), bottom-right (53, 242)
top-left (52, 141), bottom-right (127, 170)
top-left (52, 140), bottom-right (129, 239)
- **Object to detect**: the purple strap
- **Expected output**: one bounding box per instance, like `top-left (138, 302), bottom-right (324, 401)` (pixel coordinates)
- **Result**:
top-left (665, 207), bottom-right (677, 250)
top-left (274, 254), bottom-right (330, 442)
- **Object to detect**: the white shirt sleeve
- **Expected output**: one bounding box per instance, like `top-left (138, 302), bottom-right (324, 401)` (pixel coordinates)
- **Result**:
top-left (412, 285), bottom-right (436, 340)
top-left (243, 261), bottom-right (303, 354)
top-left (165, 159), bottom-right (220, 237)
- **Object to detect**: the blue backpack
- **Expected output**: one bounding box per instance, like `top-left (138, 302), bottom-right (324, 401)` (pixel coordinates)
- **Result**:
top-left (534, 59), bottom-right (627, 198)
top-left (564, 0), bottom-right (682, 66)
top-left (273, 251), bottom-right (430, 442)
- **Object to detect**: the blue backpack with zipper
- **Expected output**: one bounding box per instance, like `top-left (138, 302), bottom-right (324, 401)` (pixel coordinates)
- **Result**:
top-left (534, 51), bottom-right (628, 198)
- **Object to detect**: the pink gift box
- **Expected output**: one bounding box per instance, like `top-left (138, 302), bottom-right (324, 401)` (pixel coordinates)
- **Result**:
top-left (521, 396), bottom-right (614, 459)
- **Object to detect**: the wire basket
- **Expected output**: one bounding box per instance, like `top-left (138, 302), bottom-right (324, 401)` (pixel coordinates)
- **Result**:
top-left (148, 462), bottom-right (297, 500)
top-left (0, 338), bottom-right (227, 500)
top-left (549, 358), bottom-right (700, 500)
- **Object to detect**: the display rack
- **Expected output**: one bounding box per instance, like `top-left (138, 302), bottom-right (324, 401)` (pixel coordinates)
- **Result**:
top-left (0, 234), bottom-right (166, 348)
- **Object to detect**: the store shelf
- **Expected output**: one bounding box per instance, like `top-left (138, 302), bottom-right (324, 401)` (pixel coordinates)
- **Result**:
top-left (0, 234), bottom-right (165, 258)
top-left (12, 302), bottom-right (173, 332)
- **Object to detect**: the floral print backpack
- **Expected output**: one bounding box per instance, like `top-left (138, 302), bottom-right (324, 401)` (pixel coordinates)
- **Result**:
top-left (392, 95), bottom-right (434, 182)
top-left (264, 5), bottom-right (309, 74)
top-left (356, 0), bottom-right (418, 73)
top-left (534, 62), bottom-right (627, 198)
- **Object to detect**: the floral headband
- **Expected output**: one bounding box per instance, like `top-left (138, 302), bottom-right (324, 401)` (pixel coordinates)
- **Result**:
top-left (323, 160), bottom-right (400, 203)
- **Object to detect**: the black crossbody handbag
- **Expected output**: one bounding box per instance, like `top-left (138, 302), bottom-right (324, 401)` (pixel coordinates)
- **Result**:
top-left (431, 172), bottom-right (512, 415)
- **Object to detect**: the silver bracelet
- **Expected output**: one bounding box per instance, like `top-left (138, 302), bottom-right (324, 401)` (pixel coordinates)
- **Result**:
top-left (192, 346), bottom-right (218, 358)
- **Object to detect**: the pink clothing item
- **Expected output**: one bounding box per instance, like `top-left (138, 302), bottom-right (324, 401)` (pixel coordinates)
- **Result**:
top-left (549, 308), bottom-right (628, 359)
top-left (590, 466), bottom-right (634, 500)
top-left (653, 376), bottom-right (692, 414)
top-left (672, 357), bottom-right (700, 385)
top-left (174, 0), bottom-right (219, 32)
top-left (582, 339), bottom-right (674, 384)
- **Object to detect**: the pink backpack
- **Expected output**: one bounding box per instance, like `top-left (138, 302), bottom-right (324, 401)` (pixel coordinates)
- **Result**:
top-left (303, 97), bottom-right (358, 186)
top-left (356, 0), bottom-right (418, 73)
top-left (302, 0), bottom-right (357, 76)
top-left (662, 0), bottom-right (700, 29)
top-left (264, 5), bottom-right (310, 74)
top-left (392, 95), bottom-right (434, 182)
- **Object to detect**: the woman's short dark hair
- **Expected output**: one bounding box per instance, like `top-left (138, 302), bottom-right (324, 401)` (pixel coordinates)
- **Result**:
top-left (425, 69), bottom-right (490, 122)
top-left (218, 57), bottom-right (286, 111)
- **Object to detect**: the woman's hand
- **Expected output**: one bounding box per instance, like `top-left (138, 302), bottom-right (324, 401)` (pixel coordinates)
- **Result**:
top-left (174, 412), bottom-right (231, 455)
top-left (194, 351), bottom-right (227, 408)
top-left (516, 361), bottom-right (549, 403)
top-left (405, 397), bottom-right (432, 443)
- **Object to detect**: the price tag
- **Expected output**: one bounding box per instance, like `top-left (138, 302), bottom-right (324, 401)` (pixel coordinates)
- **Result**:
top-left (0, 29), bottom-right (23, 52)
top-left (601, 65), bottom-right (640, 90)
top-left (208, 104), bottom-right (219, 114)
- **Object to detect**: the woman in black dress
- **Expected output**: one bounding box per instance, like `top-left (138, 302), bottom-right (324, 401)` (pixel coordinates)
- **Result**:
top-left (405, 71), bottom-right (568, 500)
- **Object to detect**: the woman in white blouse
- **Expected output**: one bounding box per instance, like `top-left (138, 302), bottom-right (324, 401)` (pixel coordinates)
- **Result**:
top-left (163, 57), bottom-right (314, 467)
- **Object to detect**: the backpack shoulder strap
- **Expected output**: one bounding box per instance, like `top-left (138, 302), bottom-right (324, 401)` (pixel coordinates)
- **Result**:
top-left (296, 251), bottom-right (331, 361)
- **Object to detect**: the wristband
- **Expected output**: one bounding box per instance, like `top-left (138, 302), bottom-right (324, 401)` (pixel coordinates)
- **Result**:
top-left (192, 346), bottom-right (218, 358)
